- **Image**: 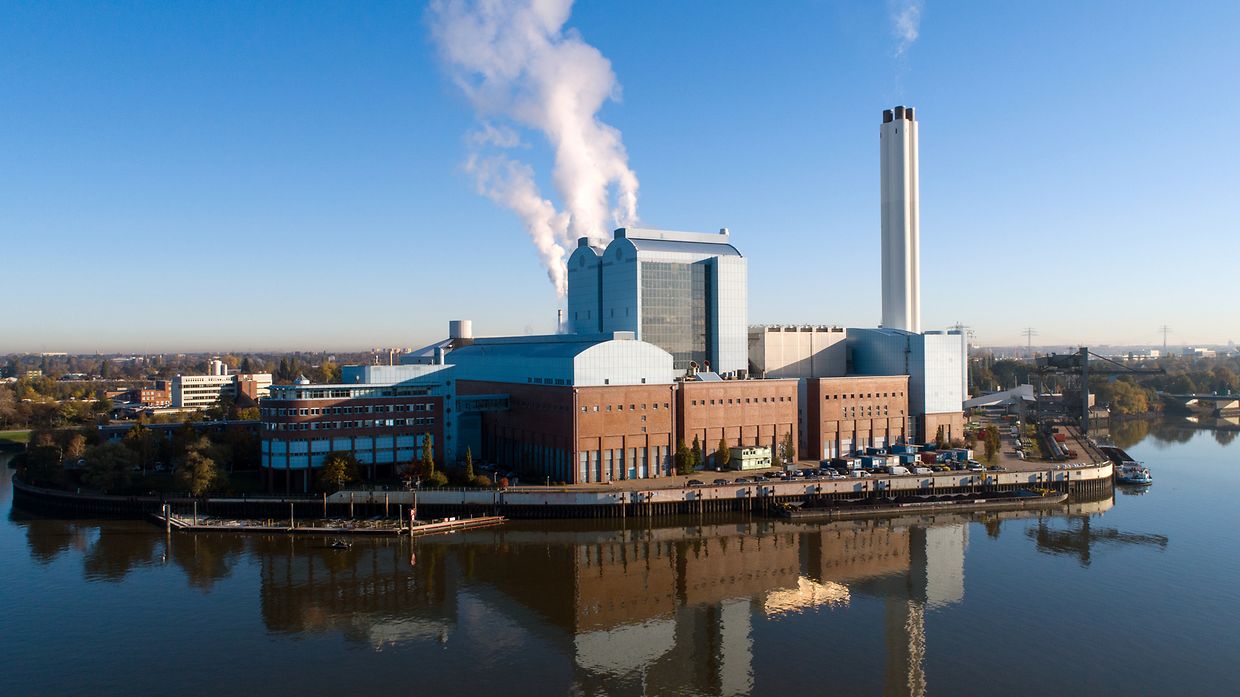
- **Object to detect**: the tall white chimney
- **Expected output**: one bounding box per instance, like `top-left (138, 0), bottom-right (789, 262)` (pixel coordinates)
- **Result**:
top-left (880, 105), bottom-right (921, 333)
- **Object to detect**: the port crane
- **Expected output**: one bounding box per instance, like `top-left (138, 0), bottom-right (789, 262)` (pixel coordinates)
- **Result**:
top-left (1034, 347), bottom-right (1164, 433)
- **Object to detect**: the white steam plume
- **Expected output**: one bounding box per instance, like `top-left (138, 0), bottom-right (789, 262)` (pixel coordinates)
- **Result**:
top-left (891, 0), bottom-right (923, 57)
top-left (428, 0), bottom-right (640, 297)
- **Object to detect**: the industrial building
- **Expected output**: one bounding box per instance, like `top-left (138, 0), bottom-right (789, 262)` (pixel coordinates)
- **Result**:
top-left (567, 227), bottom-right (748, 375)
top-left (847, 328), bottom-right (966, 443)
top-left (256, 105), bottom-right (967, 491)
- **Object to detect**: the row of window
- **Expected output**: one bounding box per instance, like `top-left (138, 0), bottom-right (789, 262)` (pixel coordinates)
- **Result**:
top-left (840, 406), bottom-right (899, 418)
top-left (690, 396), bottom-right (791, 406)
top-left (824, 391), bottom-right (904, 400)
top-left (263, 417), bottom-right (436, 432)
top-left (270, 386), bottom-right (436, 400)
top-left (580, 402), bottom-right (672, 413)
top-left (261, 403), bottom-right (433, 417)
top-left (528, 377), bottom-right (568, 385)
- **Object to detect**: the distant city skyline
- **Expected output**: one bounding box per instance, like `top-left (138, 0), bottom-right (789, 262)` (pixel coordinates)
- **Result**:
top-left (2, 2), bottom-right (1237, 353)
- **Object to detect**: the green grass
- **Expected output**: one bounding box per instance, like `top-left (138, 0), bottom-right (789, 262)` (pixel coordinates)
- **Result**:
top-left (0, 430), bottom-right (31, 445)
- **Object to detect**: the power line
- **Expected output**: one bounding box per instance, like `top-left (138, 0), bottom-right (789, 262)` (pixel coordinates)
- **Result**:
top-left (1159, 325), bottom-right (1172, 351)
top-left (1021, 327), bottom-right (1038, 357)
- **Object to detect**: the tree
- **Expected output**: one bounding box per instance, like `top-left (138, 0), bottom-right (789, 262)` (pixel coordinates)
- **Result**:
top-left (674, 438), bottom-right (691, 476)
top-left (463, 447), bottom-right (475, 483)
top-left (982, 427), bottom-right (1000, 464)
top-left (123, 423), bottom-right (157, 474)
top-left (314, 361), bottom-right (341, 384)
top-left (318, 452), bottom-right (359, 492)
top-left (691, 435), bottom-right (703, 471)
top-left (22, 444), bottom-right (64, 486)
top-left (83, 443), bottom-right (134, 493)
top-left (177, 447), bottom-right (225, 496)
top-left (65, 433), bottom-right (87, 463)
top-left (715, 438), bottom-right (731, 469)
top-left (420, 435), bottom-right (435, 477)
top-left (935, 426), bottom-right (946, 450)
top-left (781, 431), bottom-right (795, 464)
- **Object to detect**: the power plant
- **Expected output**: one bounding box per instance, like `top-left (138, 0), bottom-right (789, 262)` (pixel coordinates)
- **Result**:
top-left (257, 106), bottom-right (968, 491)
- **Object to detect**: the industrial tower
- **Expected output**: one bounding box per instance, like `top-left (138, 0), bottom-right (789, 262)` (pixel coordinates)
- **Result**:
top-left (880, 105), bottom-right (921, 334)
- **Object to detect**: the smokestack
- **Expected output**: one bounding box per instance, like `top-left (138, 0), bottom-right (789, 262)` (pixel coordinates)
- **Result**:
top-left (557, 309), bottom-right (565, 333)
top-left (880, 105), bottom-right (921, 333)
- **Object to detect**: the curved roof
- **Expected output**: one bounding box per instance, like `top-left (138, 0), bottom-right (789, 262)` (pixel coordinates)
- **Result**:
top-left (626, 237), bottom-right (742, 257)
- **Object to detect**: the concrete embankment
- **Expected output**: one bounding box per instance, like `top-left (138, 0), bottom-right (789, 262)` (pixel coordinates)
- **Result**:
top-left (13, 462), bottom-right (1114, 521)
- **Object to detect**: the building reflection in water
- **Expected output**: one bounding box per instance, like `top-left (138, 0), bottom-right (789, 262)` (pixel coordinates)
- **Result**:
top-left (16, 489), bottom-right (1155, 697)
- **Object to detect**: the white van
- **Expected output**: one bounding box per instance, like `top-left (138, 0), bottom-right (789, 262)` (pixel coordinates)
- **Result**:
top-left (912, 466), bottom-right (933, 475)
top-left (887, 465), bottom-right (911, 476)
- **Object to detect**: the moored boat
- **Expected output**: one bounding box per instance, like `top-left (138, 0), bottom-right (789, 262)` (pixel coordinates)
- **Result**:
top-left (1116, 461), bottom-right (1153, 485)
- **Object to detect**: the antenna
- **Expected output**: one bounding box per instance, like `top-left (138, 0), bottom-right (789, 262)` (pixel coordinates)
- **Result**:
top-left (1159, 325), bottom-right (1171, 352)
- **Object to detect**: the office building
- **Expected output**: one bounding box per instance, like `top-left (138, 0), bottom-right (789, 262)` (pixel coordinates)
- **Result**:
top-left (259, 364), bottom-right (452, 492)
top-left (171, 362), bottom-right (272, 409)
top-left (567, 227), bottom-right (748, 374)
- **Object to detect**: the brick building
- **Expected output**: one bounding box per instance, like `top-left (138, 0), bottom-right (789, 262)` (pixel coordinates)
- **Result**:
top-left (259, 365), bottom-right (451, 492)
top-left (677, 378), bottom-right (798, 466)
top-left (803, 375), bottom-right (911, 460)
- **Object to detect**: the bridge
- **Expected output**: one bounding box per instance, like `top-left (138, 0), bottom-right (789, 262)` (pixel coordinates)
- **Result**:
top-left (1161, 393), bottom-right (1240, 417)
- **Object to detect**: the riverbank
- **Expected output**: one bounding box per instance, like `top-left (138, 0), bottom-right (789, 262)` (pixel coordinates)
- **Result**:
top-left (12, 459), bottom-right (1114, 521)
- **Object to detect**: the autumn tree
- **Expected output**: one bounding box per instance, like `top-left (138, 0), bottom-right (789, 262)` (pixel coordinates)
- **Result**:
top-left (715, 438), bottom-right (731, 469)
top-left (176, 440), bottom-right (227, 496)
top-left (318, 452), bottom-right (359, 492)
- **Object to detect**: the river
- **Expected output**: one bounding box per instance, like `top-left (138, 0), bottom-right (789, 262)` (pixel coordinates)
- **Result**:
top-left (1, 418), bottom-right (1237, 696)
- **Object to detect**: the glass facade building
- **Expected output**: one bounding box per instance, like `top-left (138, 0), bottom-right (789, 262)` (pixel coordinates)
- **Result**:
top-left (567, 228), bottom-right (748, 374)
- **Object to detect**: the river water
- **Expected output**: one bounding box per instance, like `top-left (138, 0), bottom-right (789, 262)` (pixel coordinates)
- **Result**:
top-left (1, 419), bottom-right (1237, 696)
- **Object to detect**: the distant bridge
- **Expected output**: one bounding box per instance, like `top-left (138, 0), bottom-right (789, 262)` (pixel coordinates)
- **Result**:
top-left (1161, 393), bottom-right (1240, 416)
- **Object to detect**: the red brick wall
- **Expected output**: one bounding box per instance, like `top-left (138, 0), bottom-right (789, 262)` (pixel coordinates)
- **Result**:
top-left (806, 376), bottom-right (910, 460)
top-left (677, 380), bottom-right (798, 465)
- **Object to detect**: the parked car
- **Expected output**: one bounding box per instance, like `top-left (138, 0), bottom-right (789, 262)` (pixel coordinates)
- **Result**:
top-left (687, 479), bottom-right (705, 487)
top-left (713, 478), bottom-right (729, 486)
top-left (735, 477), bottom-right (753, 484)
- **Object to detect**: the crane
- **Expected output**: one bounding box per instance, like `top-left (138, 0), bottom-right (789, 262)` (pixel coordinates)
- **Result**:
top-left (1034, 347), bottom-right (1164, 433)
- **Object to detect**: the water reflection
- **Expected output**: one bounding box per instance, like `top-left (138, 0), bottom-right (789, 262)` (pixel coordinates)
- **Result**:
top-left (1026, 516), bottom-right (1167, 567)
top-left (10, 457), bottom-right (1181, 697)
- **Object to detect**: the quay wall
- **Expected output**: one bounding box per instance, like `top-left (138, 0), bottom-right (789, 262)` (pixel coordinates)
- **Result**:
top-left (12, 462), bottom-right (1114, 521)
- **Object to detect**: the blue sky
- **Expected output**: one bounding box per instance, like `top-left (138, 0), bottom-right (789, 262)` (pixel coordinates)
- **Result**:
top-left (2, 1), bottom-right (1237, 353)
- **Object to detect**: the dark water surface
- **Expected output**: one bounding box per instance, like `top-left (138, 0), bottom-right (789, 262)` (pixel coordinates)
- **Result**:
top-left (2, 420), bottom-right (1237, 696)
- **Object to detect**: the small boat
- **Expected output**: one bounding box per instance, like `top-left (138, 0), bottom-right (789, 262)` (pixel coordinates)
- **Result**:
top-left (329, 538), bottom-right (353, 550)
top-left (1116, 461), bottom-right (1153, 485)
